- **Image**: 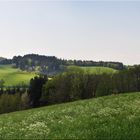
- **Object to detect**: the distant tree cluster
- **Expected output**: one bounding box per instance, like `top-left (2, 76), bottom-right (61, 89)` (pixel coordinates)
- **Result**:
top-left (0, 58), bottom-right (12, 64)
top-left (0, 86), bottom-right (28, 95)
top-left (11, 54), bottom-right (65, 75)
top-left (64, 60), bottom-right (124, 70)
top-left (0, 80), bottom-right (29, 114)
top-left (0, 85), bottom-right (29, 114)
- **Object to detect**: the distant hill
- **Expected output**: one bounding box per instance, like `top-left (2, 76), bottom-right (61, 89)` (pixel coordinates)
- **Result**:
top-left (0, 54), bottom-right (124, 75)
top-left (0, 92), bottom-right (140, 139)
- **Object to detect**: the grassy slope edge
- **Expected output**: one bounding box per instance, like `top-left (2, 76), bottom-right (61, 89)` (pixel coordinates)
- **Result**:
top-left (67, 66), bottom-right (117, 74)
top-left (0, 92), bottom-right (140, 139)
top-left (0, 65), bottom-right (116, 86)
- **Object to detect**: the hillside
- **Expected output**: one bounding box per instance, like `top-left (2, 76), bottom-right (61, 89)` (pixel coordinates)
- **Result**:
top-left (67, 66), bottom-right (117, 74)
top-left (0, 65), bottom-right (116, 86)
top-left (0, 92), bottom-right (140, 139)
top-left (0, 65), bottom-right (36, 86)
top-left (0, 54), bottom-right (124, 76)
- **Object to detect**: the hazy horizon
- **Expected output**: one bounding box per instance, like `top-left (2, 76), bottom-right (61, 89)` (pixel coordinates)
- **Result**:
top-left (0, 0), bottom-right (140, 65)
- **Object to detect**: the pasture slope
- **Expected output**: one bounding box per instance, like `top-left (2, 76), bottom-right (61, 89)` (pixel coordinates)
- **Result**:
top-left (0, 92), bottom-right (140, 139)
top-left (0, 65), bottom-right (36, 86)
top-left (67, 66), bottom-right (117, 74)
top-left (0, 65), bottom-right (115, 86)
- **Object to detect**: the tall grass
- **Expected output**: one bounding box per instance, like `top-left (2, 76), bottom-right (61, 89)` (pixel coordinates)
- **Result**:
top-left (0, 92), bottom-right (140, 139)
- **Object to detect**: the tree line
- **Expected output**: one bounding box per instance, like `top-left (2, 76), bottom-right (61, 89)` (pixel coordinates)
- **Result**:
top-left (40, 65), bottom-right (140, 106)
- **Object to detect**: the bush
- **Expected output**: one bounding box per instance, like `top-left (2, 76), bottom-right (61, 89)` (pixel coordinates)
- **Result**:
top-left (0, 93), bottom-right (22, 114)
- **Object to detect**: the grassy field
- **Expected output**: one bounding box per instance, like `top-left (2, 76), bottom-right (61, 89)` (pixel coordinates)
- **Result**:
top-left (67, 66), bottom-right (117, 74)
top-left (0, 65), bottom-right (36, 86)
top-left (0, 92), bottom-right (140, 139)
top-left (0, 65), bottom-right (116, 86)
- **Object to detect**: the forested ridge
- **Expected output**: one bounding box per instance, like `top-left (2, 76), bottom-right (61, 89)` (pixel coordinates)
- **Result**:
top-left (0, 54), bottom-right (124, 75)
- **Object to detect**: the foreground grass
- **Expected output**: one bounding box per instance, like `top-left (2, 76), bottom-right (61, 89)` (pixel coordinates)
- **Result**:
top-left (0, 65), bottom-right (36, 86)
top-left (0, 92), bottom-right (140, 139)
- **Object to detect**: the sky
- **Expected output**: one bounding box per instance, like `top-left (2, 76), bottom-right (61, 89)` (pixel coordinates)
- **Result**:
top-left (0, 0), bottom-right (140, 65)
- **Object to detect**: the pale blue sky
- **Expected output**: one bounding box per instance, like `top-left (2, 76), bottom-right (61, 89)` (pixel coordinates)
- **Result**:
top-left (0, 0), bottom-right (140, 64)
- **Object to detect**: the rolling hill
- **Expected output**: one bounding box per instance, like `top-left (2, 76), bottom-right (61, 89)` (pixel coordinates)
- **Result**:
top-left (0, 92), bottom-right (140, 139)
top-left (0, 54), bottom-right (124, 76)
top-left (67, 66), bottom-right (117, 74)
top-left (0, 65), bottom-right (36, 86)
top-left (0, 65), bottom-right (116, 86)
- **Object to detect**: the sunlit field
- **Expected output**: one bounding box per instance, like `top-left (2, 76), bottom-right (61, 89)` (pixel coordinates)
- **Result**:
top-left (67, 66), bottom-right (117, 74)
top-left (0, 65), bottom-right (36, 86)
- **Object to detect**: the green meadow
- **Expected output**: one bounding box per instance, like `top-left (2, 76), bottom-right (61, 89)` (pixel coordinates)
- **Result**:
top-left (67, 66), bottom-right (117, 74)
top-left (0, 92), bottom-right (140, 139)
top-left (0, 65), bottom-right (116, 86)
top-left (0, 65), bottom-right (36, 86)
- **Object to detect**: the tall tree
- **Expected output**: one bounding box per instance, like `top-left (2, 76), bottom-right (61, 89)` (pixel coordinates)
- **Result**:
top-left (28, 75), bottom-right (48, 107)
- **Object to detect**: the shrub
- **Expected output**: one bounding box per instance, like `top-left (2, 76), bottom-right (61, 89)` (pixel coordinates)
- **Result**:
top-left (0, 93), bottom-right (22, 114)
